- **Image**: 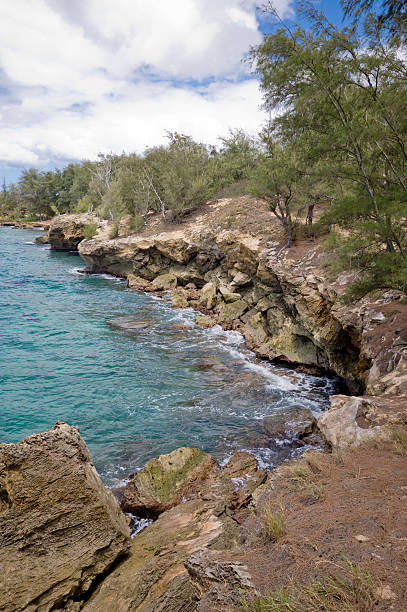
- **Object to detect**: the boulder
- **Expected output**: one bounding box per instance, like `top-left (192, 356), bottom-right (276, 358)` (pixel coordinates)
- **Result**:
top-left (0, 422), bottom-right (130, 612)
top-left (126, 273), bottom-right (151, 291)
top-left (34, 232), bottom-right (49, 244)
top-left (316, 395), bottom-right (402, 449)
top-left (230, 271), bottom-right (251, 288)
top-left (83, 450), bottom-right (265, 611)
top-left (82, 497), bottom-right (240, 612)
top-left (151, 272), bottom-right (178, 291)
top-left (121, 447), bottom-right (219, 518)
top-left (195, 315), bottom-right (217, 329)
top-left (48, 213), bottom-right (99, 251)
top-left (263, 408), bottom-right (316, 439)
top-left (200, 282), bottom-right (218, 309)
top-left (171, 294), bottom-right (189, 309)
top-left (217, 299), bottom-right (248, 325)
top-left (185, 548), bottom-right (254, 610)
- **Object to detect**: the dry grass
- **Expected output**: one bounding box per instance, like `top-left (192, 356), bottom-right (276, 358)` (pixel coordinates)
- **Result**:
top-left (261, 502), bottom-right (286, 542)
top-left (241, 558), bottom-right (379, 611)
top-left (393, 428), bottom-right (407, 455)
top-left (284, 460), bottom-right (324, 501)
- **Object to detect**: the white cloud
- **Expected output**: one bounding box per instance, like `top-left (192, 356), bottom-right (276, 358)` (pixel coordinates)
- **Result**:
top-left (0, 0), bottom-right (294, 170)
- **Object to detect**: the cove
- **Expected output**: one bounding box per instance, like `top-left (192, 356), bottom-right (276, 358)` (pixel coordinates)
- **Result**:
top-left (0, 227), bottom-right (336, 486)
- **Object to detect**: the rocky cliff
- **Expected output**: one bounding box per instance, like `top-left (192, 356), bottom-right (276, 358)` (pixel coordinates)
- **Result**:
top-left (48, 213), bottom-right (102, 251)
top-left (77, 215), bottom-right (406, 399)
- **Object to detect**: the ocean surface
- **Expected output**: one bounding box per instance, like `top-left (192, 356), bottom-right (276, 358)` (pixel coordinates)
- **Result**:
top-left (0, 227), bottom-right (337, 486)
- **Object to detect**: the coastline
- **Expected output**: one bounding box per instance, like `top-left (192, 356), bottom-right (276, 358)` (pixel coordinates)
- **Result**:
top-left (2, 209), bottom-right (406, 610)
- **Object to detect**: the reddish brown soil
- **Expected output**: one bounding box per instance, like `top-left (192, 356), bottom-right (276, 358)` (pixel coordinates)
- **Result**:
top-left (229, 436), bottom-right (407, 610)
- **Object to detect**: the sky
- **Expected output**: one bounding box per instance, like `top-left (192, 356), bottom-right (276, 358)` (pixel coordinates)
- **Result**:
top-left (0, 0), bottom-right (345, 184)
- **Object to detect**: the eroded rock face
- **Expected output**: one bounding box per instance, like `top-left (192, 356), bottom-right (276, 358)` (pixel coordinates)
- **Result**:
top-left (121, 447), bottom-right (219, 518)
top-left (185, 549), bottom-right (253, 611)
top-left (48, 213), bottom-right (99, 251)
top-left (83, 450), bottom-right (264, 611)
top-left (0, 422), bottom-right (131, 612)
top-left (78, 222), bottom-right (407, 397)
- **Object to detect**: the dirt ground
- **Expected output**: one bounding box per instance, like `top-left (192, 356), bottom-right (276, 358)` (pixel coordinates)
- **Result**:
top-left (228, 433), bottom-right (407, 610)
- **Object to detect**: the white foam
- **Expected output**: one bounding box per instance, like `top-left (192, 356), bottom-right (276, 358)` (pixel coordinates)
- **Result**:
top-left (127, 514), bottom-right (153, 537)
top-left (68, 267), bottom-right (125, 282)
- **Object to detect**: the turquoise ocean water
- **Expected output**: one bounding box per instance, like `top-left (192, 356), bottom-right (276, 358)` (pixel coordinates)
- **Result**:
top-left (0, 227), bottom-right (336, 486)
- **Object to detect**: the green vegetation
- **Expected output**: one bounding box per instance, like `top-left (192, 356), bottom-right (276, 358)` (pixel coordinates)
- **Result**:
top-left (82, 222), bottom-right (97, 240)
top-left (1, 1), bottom-right (406, 301)
top-left (242, 559), bottom-right (378, 611)
top-left (393, 428), bottom-right (407, 455)
top-left (260, 502), bottom-right (286, 542)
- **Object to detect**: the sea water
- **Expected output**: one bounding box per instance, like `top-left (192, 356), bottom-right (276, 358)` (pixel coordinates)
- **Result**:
top-left (0, 227), bottom-right (336, 486)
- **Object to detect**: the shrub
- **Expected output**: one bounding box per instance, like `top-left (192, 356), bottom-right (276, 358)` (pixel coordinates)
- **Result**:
top-left (83, 222), bottom-right (97, 239)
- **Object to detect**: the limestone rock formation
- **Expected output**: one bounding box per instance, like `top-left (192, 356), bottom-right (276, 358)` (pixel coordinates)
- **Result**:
top-left (77, 209), bottom-right (407, 399)
top-left (83, 450), bottom-right (265, 611)
top-left (0, 422), bottom-right (131, 612)
top-left (185, 548), bottom-right (254, 611)
top-left (48, 213), bottom-right (99, 251)
top-left (317, 394), bottom-right (407, 449)
top-left (34, 231), bottom-right (49, 244)
top-left (121, 447), bottom-right (219, 518)
top-left (82, 496), bottom-right (242, 611)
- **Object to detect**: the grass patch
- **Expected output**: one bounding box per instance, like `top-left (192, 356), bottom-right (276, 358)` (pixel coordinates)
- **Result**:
top-left (241, 558), bottom-right (378, 611)
top-left (285, 462), bottom-right (324, 501)
top-left (393, 429), bottom-right (407, 456)
top-left (261, 502), bottom-right (286, 542)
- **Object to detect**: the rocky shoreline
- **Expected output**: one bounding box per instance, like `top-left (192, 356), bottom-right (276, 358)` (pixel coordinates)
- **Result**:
top-left (3, 204), bottom-right (405, 610)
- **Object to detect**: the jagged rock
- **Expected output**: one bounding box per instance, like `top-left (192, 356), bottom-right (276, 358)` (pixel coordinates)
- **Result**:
top-left (34, 232), bottom-right (49, 244)
top-left (263, 408), bottom-right (316, 439)
top-left (83, 450), bottom-right (265, 612)
top-left (195, 315), bottom-right (217, 328)
top-left (217, 299), bottom-right (248, 325)
top-left (243, 312), bottom-right (269, 347)
top-left (0, 422), bottom-right (130, 612)
top-left (171, 294), bottom-right (189, 308)
top-left (185, 548), bottom-right (254, 611)
top-left (230, 271), bottom-right (251, 288)
top-left (151, 273), bottom-right (178, 291)
top-left (200, 282), bottom-right (218, 309)
top-left (78, 220), bottom-right (407, 396)
top-left (317, 395), bottom-right (407, 449)
top-left (82, 496), bottom-right (240, 612)
top-left (121, 447), bottom-right (219, 518)
top-left (222, 291), bottom-right (242, 303)
top-left (48, 213), bottom-right (99, 251)
top-left (127, 273), bottom-right (151, 291)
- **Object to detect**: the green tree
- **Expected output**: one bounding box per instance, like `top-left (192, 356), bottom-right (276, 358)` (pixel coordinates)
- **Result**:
top-left (250, 2), bottom-right (407, 294)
